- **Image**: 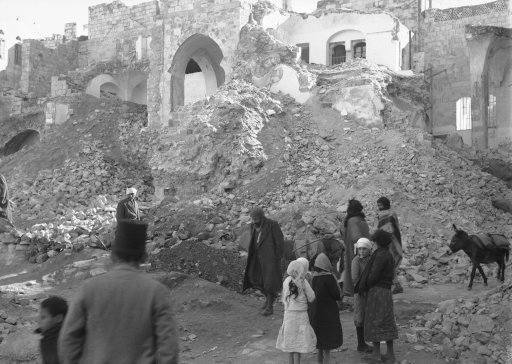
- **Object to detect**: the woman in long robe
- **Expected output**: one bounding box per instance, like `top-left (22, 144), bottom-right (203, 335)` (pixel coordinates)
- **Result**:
top-left (342, 199), bottom-right (369, 297)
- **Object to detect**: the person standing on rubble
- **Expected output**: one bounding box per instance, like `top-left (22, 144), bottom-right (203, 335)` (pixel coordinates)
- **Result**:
top-left (58, 219), bottom-right (179, 363)
top-left (0, 174), bottom-right (13, 224)
top-left (376, 196), bottom-right (404, 294)
top-left (116, 187), bottom-right (140, 222)
top-left (243, 207), bottom-right (284, 316)
top-left (341, 199), bottom-right (370, 297)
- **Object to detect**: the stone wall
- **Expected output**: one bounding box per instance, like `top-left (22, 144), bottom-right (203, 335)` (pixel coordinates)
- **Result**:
top-left (148, 0), bottom-right (248, 126)
top-left (20, 40), bottom-right (79, 98)
top-left (421, 0), bottom-right (510, 136)
top-left (82, 0), bottom-right (160, 67)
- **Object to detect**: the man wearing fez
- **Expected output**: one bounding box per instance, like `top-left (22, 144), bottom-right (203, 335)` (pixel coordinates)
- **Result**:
top-left (58, 220), bottom-right (179, 363)
top-left (116, 187), bottom-right (140, 222)
top-left (243, 207), bottom-right (285, 316)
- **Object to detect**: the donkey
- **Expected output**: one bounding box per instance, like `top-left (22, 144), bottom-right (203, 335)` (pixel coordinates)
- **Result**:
top-left (449, 224), bottom-right (510, 290)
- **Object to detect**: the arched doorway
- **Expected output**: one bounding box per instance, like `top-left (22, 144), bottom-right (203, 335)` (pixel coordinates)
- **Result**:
top-left (184, 59), bottom-right (207, 104)
top-left (85, 74), bottom-right (119, 99)
top-left (86, 72), bottom-right (148, 105)
top-left (100, 82), bottom-right (120, 99)
top-left (481, 37), bottom-right (512, 147)
top-left (1, 130), bottom-right (40, 156)
top-left (169, 34), bottom-right (225, 110)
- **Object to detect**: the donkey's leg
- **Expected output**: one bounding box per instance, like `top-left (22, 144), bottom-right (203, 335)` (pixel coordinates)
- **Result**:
top-left (469, 264), bottom-right (477, 290)
top-left (476, 264), bottom-right (487, 286)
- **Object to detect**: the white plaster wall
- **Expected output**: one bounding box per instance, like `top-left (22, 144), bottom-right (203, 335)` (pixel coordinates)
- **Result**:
top-left (184, 72), bottom-right (207, 105)
top-left (366, 32), bottom-right (401, 70)
top-left (273, 12), bottom-right (409, 71)
top-left (285, 0), bottom-right (316, 13)
top-left (269, 64), bottom-right (311, 103)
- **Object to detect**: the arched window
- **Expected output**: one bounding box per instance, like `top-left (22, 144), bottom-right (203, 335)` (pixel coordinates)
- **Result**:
top-left (353, 41), bottom-right (366, 59)
top-left (331, 44), bottom-right (346, 65)
top-left (456, 97), bottom-right (472, 131)
top-left (488, 94), bottom-right (497, 128)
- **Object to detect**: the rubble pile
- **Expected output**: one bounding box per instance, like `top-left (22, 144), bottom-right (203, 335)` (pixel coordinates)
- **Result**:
top-left (0, 98), bottom-right (153, 261)
top-left (407, 282), bottom-right (512, 363)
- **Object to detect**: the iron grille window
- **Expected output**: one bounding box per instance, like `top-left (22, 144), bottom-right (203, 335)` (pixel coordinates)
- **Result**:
top-left (488, 94), bottom-right (497, 128)
top-left (331, 44), bottom-right (346, 65)
top-left (353, 42), bottom-right (366, 59)
top-left (456, 97), bottom-right (472, 131)
top-left (297, 43), bottom-right (310, 64)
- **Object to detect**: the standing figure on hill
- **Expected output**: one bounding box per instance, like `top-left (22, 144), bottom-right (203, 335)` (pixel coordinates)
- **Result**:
top-left (351, 238), bottom-right (373, 353)
top-left (276, 259), bottom-right (317, 363)
top-left (310, 253), bottom-right (343, 363)
top-left (357, 229), bottom-right (399, 363)
top-left (58, 220), bottom-right (179, 363)
top-left (243, 207), bottom-right (284, 316)
top-left (341, 199), bottom-right (370, 297)
top-left (116, 187), bottom-right (140, 222)
top-left (376, 197), bottom-right (403, 294)
top-left (0, 174), bottom-right (13, 224)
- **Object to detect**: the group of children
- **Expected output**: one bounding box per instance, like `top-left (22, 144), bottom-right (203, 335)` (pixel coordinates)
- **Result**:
top-left (276, 237), bottom-right (375, 364)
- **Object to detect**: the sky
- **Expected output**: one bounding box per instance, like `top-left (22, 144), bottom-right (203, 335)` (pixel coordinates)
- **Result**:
top-left (0, 0), bottom-right (497, 70)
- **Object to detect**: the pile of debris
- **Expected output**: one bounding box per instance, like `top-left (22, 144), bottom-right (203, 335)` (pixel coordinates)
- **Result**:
top-left (407, 282), bottom-right (512, 363)
top-left (0, 98), bottom-right (153, 261)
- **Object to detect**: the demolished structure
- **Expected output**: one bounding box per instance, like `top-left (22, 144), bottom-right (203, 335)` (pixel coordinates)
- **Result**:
top-left (0, 0), bottom-right (511, 363)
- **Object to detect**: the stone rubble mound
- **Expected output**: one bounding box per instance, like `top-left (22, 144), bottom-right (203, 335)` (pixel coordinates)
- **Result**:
top-left (407, 282), bottom-right (512, 363)
top-left (0, 98), bottom-right (154, 263)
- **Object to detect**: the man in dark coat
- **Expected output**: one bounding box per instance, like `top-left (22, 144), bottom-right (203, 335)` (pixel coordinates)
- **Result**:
top-left (116, 187), bottom-right (140, 222)
top-left (243, 207), bottom-right (284, 316)
top-left (58, 220), bottom-right (179, 363)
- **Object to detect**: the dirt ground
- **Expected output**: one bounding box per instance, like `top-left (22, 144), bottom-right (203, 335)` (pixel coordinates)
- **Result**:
top-left (0, 249), bottom-right (500, 364)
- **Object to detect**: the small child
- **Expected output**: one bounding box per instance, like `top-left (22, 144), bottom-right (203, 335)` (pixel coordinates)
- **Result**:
top-left (310, 253), bottom-right (343, 364)
top-left (35, 296), bottom-right (68, 364)
top-left (276, 259), bottom-right (317, 364)
top-left (352, 238), bottom-right (374, 353)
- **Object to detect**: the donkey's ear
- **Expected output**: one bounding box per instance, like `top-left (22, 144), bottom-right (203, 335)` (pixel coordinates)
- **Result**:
top-left (452, 224), bottom-right (458, 231)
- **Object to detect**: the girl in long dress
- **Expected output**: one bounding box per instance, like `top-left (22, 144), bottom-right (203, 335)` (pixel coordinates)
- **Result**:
top-left (276, 259), bottom-right (316, 364)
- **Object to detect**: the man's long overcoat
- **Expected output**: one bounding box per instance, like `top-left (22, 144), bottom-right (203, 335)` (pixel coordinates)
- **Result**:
top-left (242, 218), bottom-right (284, 295)
top-left (58, 264), bottom-right (179, 364)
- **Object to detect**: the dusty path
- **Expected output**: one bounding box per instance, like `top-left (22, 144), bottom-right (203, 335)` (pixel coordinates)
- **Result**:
top-left (0, 250), bottom-right (499, 364)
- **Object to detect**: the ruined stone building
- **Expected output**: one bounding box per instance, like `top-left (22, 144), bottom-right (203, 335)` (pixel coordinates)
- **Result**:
top-left (0, 0), bottom-right (510, 149)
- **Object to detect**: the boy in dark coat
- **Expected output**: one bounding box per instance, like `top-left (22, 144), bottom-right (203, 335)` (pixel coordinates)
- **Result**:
top-left (243, 207), bottom-right (284, 316)
top-left (36, 296), bottom-right (68, 364)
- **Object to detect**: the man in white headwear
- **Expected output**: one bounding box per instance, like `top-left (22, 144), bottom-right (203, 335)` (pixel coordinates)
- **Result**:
top-left (116, 187), bottom-right (140, 222)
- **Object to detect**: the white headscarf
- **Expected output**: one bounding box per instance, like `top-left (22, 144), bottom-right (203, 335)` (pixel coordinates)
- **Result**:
top-left (126, 187), bottom-right (137, 195)
top-left (354, 237), bottom-right (372, 255)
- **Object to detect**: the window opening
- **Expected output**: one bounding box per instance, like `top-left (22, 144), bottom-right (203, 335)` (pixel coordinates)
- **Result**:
top-left (331, 43), bottom-right (346, 65)
top-left (456, 97), bottom-right (472, 131)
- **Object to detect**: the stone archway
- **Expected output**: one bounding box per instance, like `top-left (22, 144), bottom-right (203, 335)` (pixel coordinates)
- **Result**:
top-left (86, 74), bottom-right (119, 99)
top-left (1, 130), bottom-right (40, 156)
top-left (100, 82), bottom-right (120, 99)
top-left (169, 34), bottom-right (225, 110)
top-left (467, 27), bottom-right (512, 148)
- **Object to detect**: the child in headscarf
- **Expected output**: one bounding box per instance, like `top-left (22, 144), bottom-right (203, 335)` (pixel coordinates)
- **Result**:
top-left (276, 259), bottom-right (316, 364)
top-left (351, 238), bottom-right (373, 353)
top-left (310, 253), bottom-right (343, 363)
